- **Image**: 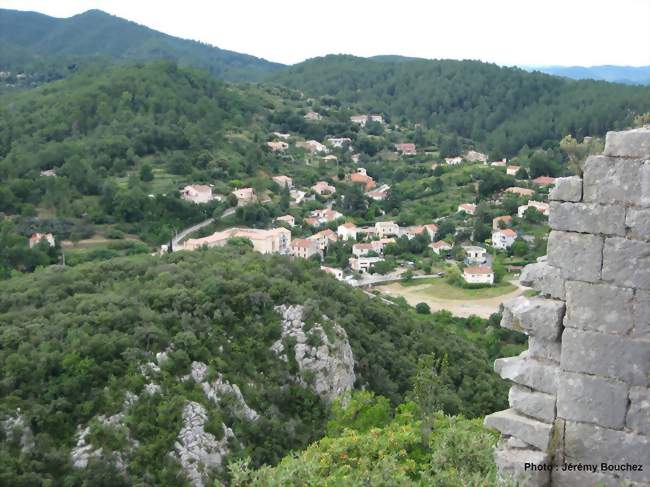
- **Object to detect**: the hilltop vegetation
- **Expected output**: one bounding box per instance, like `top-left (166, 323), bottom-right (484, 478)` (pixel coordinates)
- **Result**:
top-left (271, 55), bottom-right (650, 156)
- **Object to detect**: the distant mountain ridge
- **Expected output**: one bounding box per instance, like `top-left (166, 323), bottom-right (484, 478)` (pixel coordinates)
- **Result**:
top-left (0, 8), bottom-right (284, 81)
top-left (530, 65), bottom-right (650, 85)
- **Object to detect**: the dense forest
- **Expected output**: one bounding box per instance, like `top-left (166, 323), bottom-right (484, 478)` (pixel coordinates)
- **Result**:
top-left (0, 245), bottom-right (521, 485)
top-left (0, 9), bottom-right (283, 82)
top-left (271, 55), bottom-right (650, 156)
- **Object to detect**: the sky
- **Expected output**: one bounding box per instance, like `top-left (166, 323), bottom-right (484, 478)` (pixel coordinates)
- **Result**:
top-left (2, 0), bottom-right (650, 66)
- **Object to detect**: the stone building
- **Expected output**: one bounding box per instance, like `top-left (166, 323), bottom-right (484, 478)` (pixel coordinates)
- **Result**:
top-left (484, 128), bottom-right (650, 486)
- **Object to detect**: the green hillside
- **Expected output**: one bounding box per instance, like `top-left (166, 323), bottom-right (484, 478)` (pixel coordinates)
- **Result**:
top-left (270, 55), bottom-right (650, 155)
top-left (0, 9), bottom-right (283, 82)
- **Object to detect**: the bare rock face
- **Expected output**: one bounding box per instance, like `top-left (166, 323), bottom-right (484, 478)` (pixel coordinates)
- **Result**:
top-left (173, 401), bottom-right (234, 487)
top-left (2, 409), bottom-right (34, 453)
top-left (273, 305), bottom-right (355, 402)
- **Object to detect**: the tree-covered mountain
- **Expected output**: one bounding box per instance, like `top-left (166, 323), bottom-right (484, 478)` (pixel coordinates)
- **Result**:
top-left (533, 65), bottom-right (650, 85)
top-left (0, 8), bottom-right (284, 82)
top-left (0, 244), bottom-right (518, 485)
top-left (270, 55), bottom-right (650, 156)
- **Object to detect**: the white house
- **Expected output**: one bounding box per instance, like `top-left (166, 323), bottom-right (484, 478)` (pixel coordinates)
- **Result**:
top-left (424, 224), bottom-right (438, 241)
top-left (445, 156), bottom-right (463, 165)
top-left (308, 229), bottom-right (338, 251)
top-left (290, 189), bottom-right (307, 204)
top-left (296, 140), bottom-right (327, 153)
top-left (464, 150), bottom-right (487, 163)
top-left (304, 111), bottom-right (322, 121)
top-left (29, 232), bottom-right (55, 248)
top-left (276, 215), bottom-right (296, 227)
top-left (463, 245), bottom-right (487, 264)
top-left (327, 137), bottom-right (352, 148)
top-left (350, 114), bottom-right (383, 126)
top-left (349, 256), bottom-right (383, 273)
top-left (429, 241), bottom-right (452, 255)
top-left (232, 188), bottom-right (256, 206)
top-left (463, 266), bottom-right (494, 284)
top-left (337, 222), bottom-right (358, 241)
top-left (492, 228), bottom-right (517, 250)
top-left (374, 221), bottom-right (400, 238)
top-left (291, 238), bottom-right (321, 259)
top-left (506, 165), bottom-right (521, 176)
top-left (321, 266), bottom-right (344, 280)
top-left (272, 175), bottom-right (293, 189)
top-left (457, 203), bottom-right (476, 215)
top-left (184, 227), bottom-right (290, 254)
top-left (181, 184), bottom-right (213, 204)
top-left (311, 181), bottom-right (336, 195)
top-left (518, 201), bottom-right (550, 217)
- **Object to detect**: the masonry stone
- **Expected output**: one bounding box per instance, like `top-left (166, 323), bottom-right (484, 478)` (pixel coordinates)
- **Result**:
top-left (484, 409), bottom-right (554, 450)
top-left (547, 231), bottom-right (603, 282)
top-left (561, 328), bottom-right (650, 386)
top-left (495, 353), bottom-right (559, 394)
top-left (528, 337), bottom-right (561, 363)
top-left (634, 290), bottom-right (650, 337)
top-left (556, 371), bottom-right (628, 429)
top-left (627, 387), bottom-right (650, 435)
top-left (494, 448), bottom-right (551, 487)
top-left (508, 385), bottom-right (555, 423)
top-left (549, 201), bottom-right (626, 236)
top-left (604, 128), bottom-right (650, 159)
top-left (602, 237), bottom-right (650, 290)
top-left (627, 208), bottom-right (650, 242)
top-left (501, 296), bottom-right (565, 341)
top-left (519, 261), bottom-right (565, 299)
top-left (564, 281), bottom-right (634, 334)
top-left (583, 155), bottom-right (644, 205)
top-left (552, 469), bottom-right (637, 487)
top-left (549, 176), bottom-right (582, 202)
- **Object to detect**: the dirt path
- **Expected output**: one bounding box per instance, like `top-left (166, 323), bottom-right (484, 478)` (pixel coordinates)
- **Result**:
top-left (376, 280), bottom-right (527, 318)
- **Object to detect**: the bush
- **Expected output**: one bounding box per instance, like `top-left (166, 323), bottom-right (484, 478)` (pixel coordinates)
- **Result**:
top-left (415, 302), bottom-right (431, 314)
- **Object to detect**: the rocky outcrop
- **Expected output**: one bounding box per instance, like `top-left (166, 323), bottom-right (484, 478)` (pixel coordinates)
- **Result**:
top-left (273, 305), bottom-right (355, 402)
top-left (484, 128), bottom-right (650, 486)
top-left (173, 401), bottom-right (234, 487)
top-left (2, 409), bottom-right (34, 453)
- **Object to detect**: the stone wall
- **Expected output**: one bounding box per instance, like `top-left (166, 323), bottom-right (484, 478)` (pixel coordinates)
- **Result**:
top-left (484, 128), bottom-right (650, 487)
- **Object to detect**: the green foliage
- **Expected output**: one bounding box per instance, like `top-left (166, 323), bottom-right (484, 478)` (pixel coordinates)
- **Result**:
top-left (326, 391), bottom-right (392, 436)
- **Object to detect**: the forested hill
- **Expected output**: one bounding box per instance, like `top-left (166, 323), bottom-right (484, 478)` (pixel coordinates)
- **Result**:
top-left (270, 55), bottom-right (650, 155)
top-left (0, 8), bottom-right (284, 82)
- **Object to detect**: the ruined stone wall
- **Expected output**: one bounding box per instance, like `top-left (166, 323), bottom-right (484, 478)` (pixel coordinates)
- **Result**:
top-left (484, 128), bottom-right (650, 487)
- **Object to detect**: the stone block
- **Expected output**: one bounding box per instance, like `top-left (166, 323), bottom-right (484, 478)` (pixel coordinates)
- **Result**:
top-left (604, 128), bottom-right (650, 159)
top-left (634, 290), bottom-right (650, 337)
top-left (583, 155), bottom-right (644, 205)
top-left (509, 385), bottom-right (556, 423)
top-left (519, 261), bottom-right (565, 299)
top-left (552, 469), bottom-right (632, 487)
top-left (626, 208), bottom-right (650, 242)
top-left (484, 409), bottom-right (554, 450)
top-left (494, 447), bottom-right (551, 487)
top-left (547, 231), bottom-right (603, 282)
top-left (564, 281), bottom-right (634, 334)
top-left (556, 371), bottom-right (628, 429)
top-left (501, 296), bottom-right (565, 340)
top-left (528, 337), bottom-right (561, 363)
top-left (564, 422), bottom-right (650, 483)
top-left (549, 176), bottom-right (582, 202)
top-left (627, 387), bottom-right (650, 435)
top-left (549, 202), bottom-right (625, 236)
top-left (602, 237), bottom-right (650, 290)
top-left (495, 353), bottom-right (559, 394)
top-left (642, 162), bottom-right (650, 207)
top-left (560, 328), bottom-right (650, 386)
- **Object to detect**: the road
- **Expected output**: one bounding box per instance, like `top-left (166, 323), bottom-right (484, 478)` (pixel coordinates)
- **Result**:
top-left (170, 207), bottom-right (235, 251)
top-left (350, 270), bottom-right (443, 287)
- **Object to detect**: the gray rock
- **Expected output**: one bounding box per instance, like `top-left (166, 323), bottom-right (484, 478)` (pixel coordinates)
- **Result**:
top-left (547, 231), bottom-right (603, 282)
top-left (484, 409), bottom-right (554, 450)
top-left (602, 237), bottom-right (650, 290)
top-left (549, 202), bottom-right (625, 236)
top-left (552, 469), bottom-right (636, 487)
top-left (560, 328), bottom-right (650, 386)
top-left (556, 371), bottom-right (628, 429)
top-left (604, 128), bottom-right (650, 159)
top-left (520, 261), bottom-right (566, 299)
top-left (501, 296), bottom-right (565, 341)
top-left (2, 411), bottom-right (34, 453)
top-left (505, 436), bottom-right (532, 449)
top-left (495, 353), bottom-right (559, 394)
top-left (583, 155), bottom-right (644, 205)
top-left (494, 447), bottom-right (551, 487)
top-left (564, 421), bottom-right (650, 483)
top-left (626, 208), bottom-right (650, 242)
top-left (549, 176), bottom-right (582, 202)
top-left (627, 387), bottom-right (650, 435)
top-left (564, 281), bottom-right (634, 334)
top-left (509, 385), bottom-right (556, 423)
top-left (634, 290), bottom-right (650, 337)
top-left (528, 337), bottom-right (561, 363)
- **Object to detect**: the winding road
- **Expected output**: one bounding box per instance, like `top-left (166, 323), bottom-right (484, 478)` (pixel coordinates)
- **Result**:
top-left (170, 207), bottom-right (236, 251)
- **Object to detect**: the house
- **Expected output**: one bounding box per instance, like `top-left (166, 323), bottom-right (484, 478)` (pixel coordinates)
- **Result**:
top-left (337, 222), bottom-right (358, 241)
top-left (350, 114), bottom-right (384, 127)
top-left (400, 225), bottom-right (426, 239)
top-left (181, 184), bottom-right (213, 204)
top-left (367, 184), bottom-right (390, 201)
top-left (350, 169), bottom-right (376, 191)
top-left (492, 215), bottom-right (513, 229)
top-left (311, 181), bottom-right (336, 196)
top-left (296, 140), bottom-right (328, 153)
top-left (321, 266), bottom-right (344, 280)
top-left (464, 150), bottom-right (488, 163)
top-left (184, 227), bottom-right (291, 254)
top-left (349, 256), bottom-right (384, 273)
top-left (395, 143), bottom-right (417, 155)
top-left (533, 176), bottom-right (556, 186)
top-left (272, 175), bottom-right (293, 189)
top-left (490, 158), bottom-right (507, 167)
top-left (232, 188), bottom-right (256, 206)
top-left (505, 187), bottom-right (535, 197)
top-left (327, 137), bottom-right (352, 148)
top-left (267, 141), bottom-right (289, 152)
top-left (309, 229), bottom-right (338, 251)
top-left (457, 203), bottom-right (476, 215)
top-left (424, 224), bottom-right (438, 240)
top-left (518, 201), bottom-right (550, 217)
top-left (276, 215), bottom-right (296, 227)
top-left (372, 238), bottom-right (395, 254)
top-left (463, 245), bottom-right (487, 265)
top-left (323, 155), bottom-right (338, 162)
top-left (444, 156), bottom-right (463, 165)
top-left (429, 240), bottom-right (452, 255)
top-left (40, 169), bottom-right (57, 177)
top-left (463, 266), bottom-right (494, 285)
top-left (290, 189), bottom-right (307, 204)
top-left (492, 228), bottom-right (518, 250)
top-left (352, 243), bottom-right (374, 257)
top-left (29, 232), bottom-right (55, 248)
top-left (273, 132), bottom-right (291, 139)
top-left (507, 165), bottom-right (521, 176)
top-left (291, 238), bottom-right (321, 259)
top-left (306, 208), bottom-right (344, 227)
top-left (304, 111), bottom-right (322, 121)
top-left (374, 221), bottom-right (400, 238)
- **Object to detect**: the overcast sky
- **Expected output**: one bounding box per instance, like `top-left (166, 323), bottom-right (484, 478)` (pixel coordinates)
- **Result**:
top-left (2, 0), bottom-right (650, 66)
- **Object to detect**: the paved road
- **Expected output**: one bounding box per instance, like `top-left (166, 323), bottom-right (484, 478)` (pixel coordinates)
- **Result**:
top-left (171, 207), bottom-right (235, 251)
top-left (350, 271), bottom-right (443, 287)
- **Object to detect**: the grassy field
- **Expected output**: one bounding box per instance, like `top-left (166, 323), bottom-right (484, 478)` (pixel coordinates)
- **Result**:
top-left (400, 277), bottom-right (516, 300)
